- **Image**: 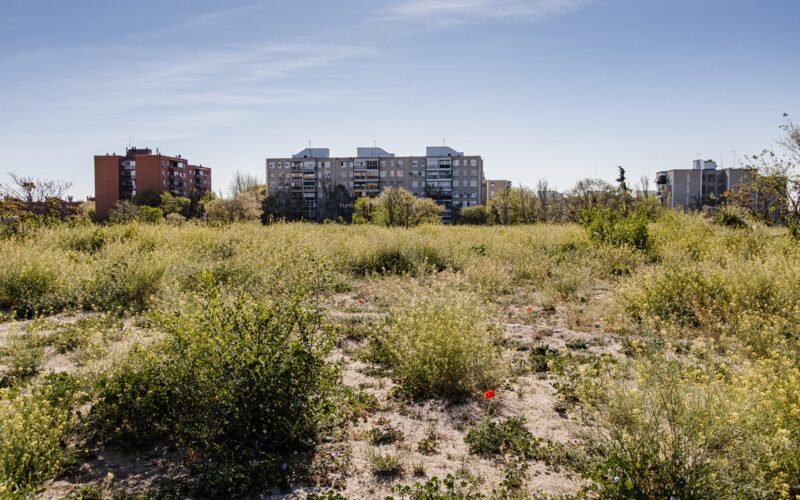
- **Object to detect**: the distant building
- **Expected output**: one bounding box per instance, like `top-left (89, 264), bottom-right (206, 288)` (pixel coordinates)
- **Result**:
top-left (655, 160), bottom-right (751, 210)
top-left (266, 146), bottom-right (485, 223)
top-left (482, 179), bottom-right (512, 204)
top-left (94, 148), bottom-right (212, 218)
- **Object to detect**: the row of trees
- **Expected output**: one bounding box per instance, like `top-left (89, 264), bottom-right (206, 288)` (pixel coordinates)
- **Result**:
top-left (458, 169), bottom-right (658, 225)
top-left (107, 172), bottom-right (264, 224)
top-left (0, 174), bottom-right (81, 223)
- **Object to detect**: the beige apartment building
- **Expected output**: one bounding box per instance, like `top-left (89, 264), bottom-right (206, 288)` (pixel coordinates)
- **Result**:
top-left (266, 146), bottom-right (484, 222)
top-left (656, 160), bottom-right (751, 210)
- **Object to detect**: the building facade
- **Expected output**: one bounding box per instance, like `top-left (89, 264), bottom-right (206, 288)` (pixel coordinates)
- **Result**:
top-left (94, 147), bottom-right (212, 218)
top-left (482, 179), bottom-right (512, 203)
top-left (266, 146), bottom-right (484, 223)
top-left (655, 159), bottom-right (750, 210)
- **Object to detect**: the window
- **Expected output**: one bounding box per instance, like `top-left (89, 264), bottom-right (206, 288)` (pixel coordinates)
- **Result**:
top-left (454, 159), bottom-right (460, 167)
top-left (453, 169), bottom-right (460, 177)
top-left (470, 180), bottom-right (478, 188)
top-left (397, 171), bottom-right (404, 178)
top-left (412, 181), bottom-right (419, 188)
top-left (269, 162), bottom-right (275, 169)
top-left (470, 159), bottom-right (478, 167)
top-left (397, 160), bottom-right (404, 167)
top-left (389, 170), bottom-right (395, 177)
top-left (380, 171), bottom-right (387, 178)
top-left (453, 180), bottom-right (460, 187)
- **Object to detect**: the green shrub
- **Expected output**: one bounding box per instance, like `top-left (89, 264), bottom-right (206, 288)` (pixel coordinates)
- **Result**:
top-left (1, 336), bottom-right (44, 386)
top-left (392, 474), bottom-right (484, 499)
top-left (0, 254), bottom-right (70, 318)
top-left (369, 419), bottom-right (404, 445)
top-left (137, 206), bottom-right (164, 224)
top-left (714, 205), bottom-right (749, 228)
top-left (582, 208), bottom-right (649, 250)
top-left (576, 352), bottom-right (800, 499)
top-left (89, 277), bottom-right (339, 494)
top-left (368, 449), bottom-right (404, 478)
top-left (0, 390), bottom-right (70, 496)
top-left (62, 227), bottom-right (107, 254)
top-left (464, 416), bottom-right (537, 458)
top-left (379, 291), bottom-right (505, 400)
top-left (83, 256), bottom-right (165, 313)
top-left (351, 245), bottom-right (447, 276)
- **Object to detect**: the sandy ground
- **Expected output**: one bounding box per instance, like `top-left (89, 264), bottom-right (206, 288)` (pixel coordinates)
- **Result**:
top-left (8, 284), bottom-right (620, 499)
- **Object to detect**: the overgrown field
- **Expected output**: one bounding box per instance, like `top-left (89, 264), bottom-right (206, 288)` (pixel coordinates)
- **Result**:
top-left (1, 213), bottom-right (799, 498)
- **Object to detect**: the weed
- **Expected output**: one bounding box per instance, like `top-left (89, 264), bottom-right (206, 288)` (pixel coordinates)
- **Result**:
top-left (368, 449), bottom-right (404, 478)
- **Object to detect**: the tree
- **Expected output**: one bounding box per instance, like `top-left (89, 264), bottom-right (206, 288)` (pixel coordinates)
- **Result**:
top-left (229, 171), bottom-right (263, 198)
top-left (536, 179), bottom-right (552, 223)
top-left (205, 193), bottom-right (262, 224)
top-left (352, 197), bottom-right (374, 224)
top-left (134, 188), bottom-right (162, 207)
top-left (0, 173), bottom-right (72, 205)
top-left (410, 197), bottom-right (443, 226)
top-left (318, 181), bottom-right (353, 222)
top-left (107, 201), bottom-right (140, 224)
top-left (160, 193), bottom-right (191, 216)
top-left (263, 191), bottom-right (300, 223)
top-left (726, 115), bottom-right (800, 232)
top-left (564, 178), bottom-right (617, 222)
top-left (373, 187), bottom-right (415, 227)
top-left (459, 205), bottom-right (488, 225)
top-left (137, 206), bottom-right (164, 224)
top-left (616, 166), bottom-right (631, 214)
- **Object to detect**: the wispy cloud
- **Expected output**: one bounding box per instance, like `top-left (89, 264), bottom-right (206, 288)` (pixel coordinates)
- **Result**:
top-left (2, 41), bottom-right (375, 138)
top-left (382, 0), bottom-right (593, 24)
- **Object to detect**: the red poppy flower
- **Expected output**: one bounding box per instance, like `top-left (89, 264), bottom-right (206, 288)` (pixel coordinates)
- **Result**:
top-left (357, 298), bottom-right (364, 304)
top-left (526, 306), bottom-right (533, 312)
top-left (484, 390), bottom-right (496, 400)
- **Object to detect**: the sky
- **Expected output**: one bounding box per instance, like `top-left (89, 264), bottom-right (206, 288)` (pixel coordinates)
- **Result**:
top-left (1, 0), bottom-right (798, 198)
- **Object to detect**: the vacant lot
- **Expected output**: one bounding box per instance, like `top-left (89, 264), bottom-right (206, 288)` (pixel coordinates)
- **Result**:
top-left (1, 214), bottom-right (798, 498)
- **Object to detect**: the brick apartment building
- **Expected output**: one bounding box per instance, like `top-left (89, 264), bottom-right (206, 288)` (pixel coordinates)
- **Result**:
top-left (94, 148), bottom-right (212, 218)
top-left (266, 146), bottom-right (484, 223)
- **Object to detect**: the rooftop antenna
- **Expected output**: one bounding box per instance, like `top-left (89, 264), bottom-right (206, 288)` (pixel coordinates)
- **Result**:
top-left (443, 138), bottom-right (446, 147)
top-left (128, 136), bottom-right (132, 150)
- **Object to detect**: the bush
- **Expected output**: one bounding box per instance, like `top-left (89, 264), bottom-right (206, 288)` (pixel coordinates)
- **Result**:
top-left (458, 205), bottom-right (488, 225)
top-left (0, 390), bottom-right (70, 496)
top-left (378, 291), bottom-right (505, 400)
top-left (576, 352), bottom-right (800, 499)
top-left (582, 208), bottom-right (649, 250)
top-left (464, 416), bottom-right (537, 458)
top-left (0, 253), bottom-right (70, 318)
top-left (137, 205), bottom-right (164, 224)
top-left (367, 449), bottom-right (404, 478)
top-left (714, 205), bottom-right (749, 228)
top-left (89, 277), bottom-right (339, 493)
top-left (351, 245), bottom-right (447, 276)
top-left (83, 255), bottom-right (165, 313)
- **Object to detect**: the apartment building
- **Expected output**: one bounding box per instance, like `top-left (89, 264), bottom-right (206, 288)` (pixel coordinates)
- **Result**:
top-left (655, 160), bottom-right (751, 210)
top-left (266, 146), bottom-right (484, 223)
top-left (94, 147), bottom-right (212, 218)
top-left (482, 179), bottom-right (512, 203)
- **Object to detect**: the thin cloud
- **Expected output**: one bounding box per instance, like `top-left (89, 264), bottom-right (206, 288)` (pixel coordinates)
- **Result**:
top-left (382, 0), bottom-right (593, 23)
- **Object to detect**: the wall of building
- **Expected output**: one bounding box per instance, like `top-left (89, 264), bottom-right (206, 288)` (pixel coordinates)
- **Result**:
top-left (94, 155), bottom-right (122, 218)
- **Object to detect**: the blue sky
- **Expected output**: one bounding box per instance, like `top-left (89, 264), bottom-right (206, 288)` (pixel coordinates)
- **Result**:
top-left (1, 0), bottom-right (798, 198)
